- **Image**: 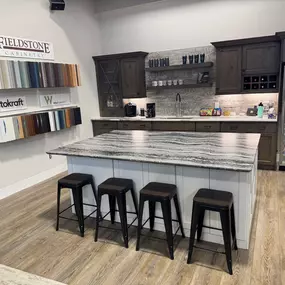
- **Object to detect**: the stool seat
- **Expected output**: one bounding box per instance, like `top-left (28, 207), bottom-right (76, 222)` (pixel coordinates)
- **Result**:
top-left (194, 188), bottom-right (233, 209)
top-left (140, 182), bottom-right (177, 200)
top-left (98, 178), bottom-right (133, 194)
top-left (58, 173), bottom-right (93, 188)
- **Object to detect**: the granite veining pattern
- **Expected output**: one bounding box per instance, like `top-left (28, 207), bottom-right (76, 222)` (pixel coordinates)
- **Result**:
top-left (0, 264), bottom-right (66, 285)
top-left (48, 130), bottom-right (260, 172)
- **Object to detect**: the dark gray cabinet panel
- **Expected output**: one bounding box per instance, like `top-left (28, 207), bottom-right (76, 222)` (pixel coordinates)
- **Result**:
top-left (216, 47), bottom-right (242, 94)
top-left (242, 42), bottom-right (280, 74)
top-left (152, 121), bottom-right (195, 131)
top-left (118, 121), bottom-right (152, 130)
top-left (196, 122), bottom-right (220, 132)
top-left (121, 58), bottom-right (146, 98)
top-left (258, 133), bottom-right (277, 167)
top-left (92, 120), bottom-right (118, 136)
top-left (221, 122), bottom-right (277, 133)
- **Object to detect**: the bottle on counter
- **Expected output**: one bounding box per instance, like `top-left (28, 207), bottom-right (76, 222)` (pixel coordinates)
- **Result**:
top-left (257, 102), bottom-right (264, 118)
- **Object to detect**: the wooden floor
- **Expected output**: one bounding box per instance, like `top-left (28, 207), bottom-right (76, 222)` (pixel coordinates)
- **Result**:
top-left (0, 170), bottom-right (284, 285)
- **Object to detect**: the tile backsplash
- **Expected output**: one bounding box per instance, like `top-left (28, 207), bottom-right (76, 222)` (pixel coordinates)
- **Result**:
top-left (125, 45), bottom-right (278, 116)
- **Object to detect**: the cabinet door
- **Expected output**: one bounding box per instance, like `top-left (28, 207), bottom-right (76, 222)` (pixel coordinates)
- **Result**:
top-left (216, 47), bottom-right (242, 94)
top-left (92, 120), bottom-right (118, 137)
top-left (242, 42), bottom-right (280, 74)
top-left (96, 59), bottom-right (124, 117)
top-left (118, 121), bottom-right (151, 130)
top-left (196, 122), bottom-right (220, 132)
top-left (258, 133), bottom-right (277, 167)
top-left (121, 58), bottom-right (146, 98)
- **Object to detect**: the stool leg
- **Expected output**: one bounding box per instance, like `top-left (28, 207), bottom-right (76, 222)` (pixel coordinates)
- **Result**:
top-left (197, 209), bottom-right (205, 242)
top-left (56, 183), bottom-right (61, 231)
top-left (173, 194), bottom-right (185, 238)
top-left (94, 192), bottom-right (102, 242)
top-left (117, 193), bottom-right (129, 248)
top-left (90, 179), bottom-right (102, 219)
top-left (231, 204), bottom-right (238, 250)
top-left (149, 201), bottom-right (156, 232)
top-left (136, 196), bottom-right (145, 251)
top-left (187, 202), bottom-right (200, 264)
top-left (108, 195), bottom-right (116, 224)
top-left (220, 209), bottom-right (233, 275)
top-left (161, 199), bottom-right (174, 260)
top-left (72, 188), bottom-right (84, 237)
top-left (130, 187), bottom-right (139, 216)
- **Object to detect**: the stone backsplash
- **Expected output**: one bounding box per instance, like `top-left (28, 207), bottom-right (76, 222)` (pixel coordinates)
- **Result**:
top-left (125, 46), bottom-right (278, 116)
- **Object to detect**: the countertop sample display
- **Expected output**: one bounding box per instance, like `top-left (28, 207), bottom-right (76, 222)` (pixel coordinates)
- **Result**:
top-left (48, 130), bottom-right (260, 171)
top-left (91, 116), bottom-right (277, 122)
top-left (49, 130), bottom-right (258, 250)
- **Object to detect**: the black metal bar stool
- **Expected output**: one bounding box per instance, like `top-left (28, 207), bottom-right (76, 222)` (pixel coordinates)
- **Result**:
top-left (136, 182), bottom-right (185, 260)
top-left (56, 173), bottom-right (99, 237)
top-left (94, 178), bottom-right (138, 248)
top-left (187, 188), bottom-right (238, 275)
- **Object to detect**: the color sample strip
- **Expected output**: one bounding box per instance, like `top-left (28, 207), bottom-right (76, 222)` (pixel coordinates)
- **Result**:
top-left (0, 107), bottom-right (82, 143)
top-left (0, 60), bottom-right (81, 90)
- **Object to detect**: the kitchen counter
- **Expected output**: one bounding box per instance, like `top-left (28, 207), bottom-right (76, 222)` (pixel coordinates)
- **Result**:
top-left (48, 130), bottom-right (260, 172)
top-left (48, 130), bottom-right (259, 249)
top-left (91, 116), bottom-right (277, 122)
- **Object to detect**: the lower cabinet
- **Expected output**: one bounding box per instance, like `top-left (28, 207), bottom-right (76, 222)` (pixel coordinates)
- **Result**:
top-left (92, 121), bottom-right (118, 136)
top-left (258, 133), bottom-right (277, 168)
top-left (118, 121), bottom-right (152, 130)
top-left (152, 121), bottom-right (195, 131)
top-left (196, 122), bottom-right (220, 132)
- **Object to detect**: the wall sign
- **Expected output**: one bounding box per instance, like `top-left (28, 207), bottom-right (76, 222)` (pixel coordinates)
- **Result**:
top-left (0, 96), bottom-right (27, 112)
top-left (0, 36), bottom-right (54, 60)
top-left (39, 93), bottom-right (71, 107)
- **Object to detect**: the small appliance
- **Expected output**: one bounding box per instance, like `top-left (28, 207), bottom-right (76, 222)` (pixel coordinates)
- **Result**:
top-left (124, 102), bottom-right (137, 117)
top-left (146, 103), bottom-right (156, 118)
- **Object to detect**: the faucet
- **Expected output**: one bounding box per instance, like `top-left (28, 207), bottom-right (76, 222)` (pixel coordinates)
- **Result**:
top-left (175, 93), bottom-right (182, 117)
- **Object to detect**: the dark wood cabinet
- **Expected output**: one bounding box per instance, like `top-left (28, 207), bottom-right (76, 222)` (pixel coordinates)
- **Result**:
top-left (215, 47), bottom-right (242, 94)
top-left (196, 122), bottom-right (220, 132)
top-left (93, 52), bottom-right (148, 117)
top-left (258, 134), bottom-right (277, 167)
top-left (121, 57), bottom-right (146, 98)
top-left (92, 120), bottom-right (118, 136)
top-left (242, 42), bottom-right (280, 74)
top-left (118, 121), bottom-right (151, 130)
top-left (212, 35), bottom-right (281, 94)
top-left (152, 121), bottom-right (195, 131)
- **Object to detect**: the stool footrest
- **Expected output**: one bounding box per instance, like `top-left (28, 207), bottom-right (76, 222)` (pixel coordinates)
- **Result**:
top-left (201, 225), bottom-right (222, 231)
top-left (193, 245), bottom-right (226, 255)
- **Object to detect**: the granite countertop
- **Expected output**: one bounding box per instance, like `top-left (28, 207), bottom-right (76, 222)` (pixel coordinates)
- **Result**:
top-left (48, 130), bottom-right (260, 172)
top-left (91, 116), bottom-right (277, 122)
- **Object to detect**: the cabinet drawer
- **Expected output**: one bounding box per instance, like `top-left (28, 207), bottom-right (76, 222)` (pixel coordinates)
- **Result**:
top-left (152, 121), bottom-right (195, 131)
top-left (221, 122), bottom-right (277, 133)
top-left (118, 121), bottom-right (152, 130)
top-left (92, 120), bottom-right (118, 130)
top-left (196, 122), bottom-right (220, 132)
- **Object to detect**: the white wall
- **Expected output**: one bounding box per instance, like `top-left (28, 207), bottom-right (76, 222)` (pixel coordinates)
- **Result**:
top-left (0, 0), bottom-right (101, 198)
top-left (97, 0), bottom-right (285, 54)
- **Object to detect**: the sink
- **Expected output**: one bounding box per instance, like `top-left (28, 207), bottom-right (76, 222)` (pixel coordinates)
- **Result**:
top-left (158, 117), bottom-right (193, 120)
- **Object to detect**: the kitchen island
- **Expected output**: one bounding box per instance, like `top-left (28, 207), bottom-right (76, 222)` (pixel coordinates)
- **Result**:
top-left (48, 130), bottom-right (260, 249)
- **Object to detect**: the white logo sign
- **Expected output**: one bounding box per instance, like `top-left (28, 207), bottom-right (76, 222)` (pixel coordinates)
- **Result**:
top-left (0, 35), bottom-right (54, 60)
top-left (0, 96), bottom-right (27, 112)
top-left (39, 93), bottom-right (71, 107)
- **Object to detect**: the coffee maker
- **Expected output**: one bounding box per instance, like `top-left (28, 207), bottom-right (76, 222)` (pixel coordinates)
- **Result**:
top-left (146, 103), bottom-right (156, 118)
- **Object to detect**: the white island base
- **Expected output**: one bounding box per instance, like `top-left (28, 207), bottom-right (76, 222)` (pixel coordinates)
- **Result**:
top-left (67, 155), bottom-right (257, 250)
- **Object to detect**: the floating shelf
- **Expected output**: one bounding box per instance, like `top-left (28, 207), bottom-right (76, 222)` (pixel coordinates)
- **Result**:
top-left (145, 62), bottom-right (213, 72)
top-left (147, 83), bottom-right (213, 90)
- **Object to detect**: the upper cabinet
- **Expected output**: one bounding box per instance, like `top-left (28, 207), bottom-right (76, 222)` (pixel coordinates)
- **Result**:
top-left (216, 46), bottom-right (242, 94)
top-left (212, 36), bottom-right (281, 95)
top-left (93, 52), bottom-right (148, 117)
top-left (242, 42), bottom-right (280, 74)
top-left (121, 57), bottom-right (146, 98)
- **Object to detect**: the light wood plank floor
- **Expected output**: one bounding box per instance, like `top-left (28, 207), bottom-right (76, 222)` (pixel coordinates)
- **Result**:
top-left (0, 170), bottom-right (284, 285)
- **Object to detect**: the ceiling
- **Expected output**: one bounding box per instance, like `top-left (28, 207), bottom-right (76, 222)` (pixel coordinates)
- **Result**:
top-left (93, 0), bottom-right (167, 12)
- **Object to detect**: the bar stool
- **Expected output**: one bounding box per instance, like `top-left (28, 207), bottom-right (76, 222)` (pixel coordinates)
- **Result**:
top-left (94, 178), bottom-right (138, 248)
top-left (56, 173), bottom-right (99, 237)
top-left (187, 188), bottom-right (238, 275)
top-left (136, 182), bottom-right (185, 260)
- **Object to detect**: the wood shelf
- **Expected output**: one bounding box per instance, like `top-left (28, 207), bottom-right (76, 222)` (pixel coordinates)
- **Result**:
top-left (147, 83), bottom-right (213, 90)
top-left (145, 62), bottom-right (213, 72)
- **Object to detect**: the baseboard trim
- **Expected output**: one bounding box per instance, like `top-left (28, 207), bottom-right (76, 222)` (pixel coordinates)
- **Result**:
top-left (0, 163), bottom-right (67, 200)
